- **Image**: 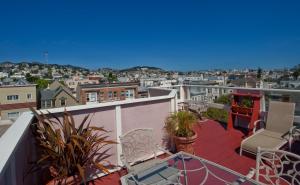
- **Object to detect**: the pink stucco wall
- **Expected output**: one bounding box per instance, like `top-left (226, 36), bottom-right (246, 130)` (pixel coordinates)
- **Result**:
top-left (0, 97), bottom-right (173, 185)
top-left (60, 106), bottom-right (118, 166)
top-left (121, 99), bottom-right (171, 147)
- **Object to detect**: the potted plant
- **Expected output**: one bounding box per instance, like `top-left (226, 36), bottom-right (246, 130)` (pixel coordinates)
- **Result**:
top-left (165, 111), bottom-right (197, 154)
top-left (240, 97), bottom-right (253, 115)
top-left (29, 108), bottom-right (117, 185)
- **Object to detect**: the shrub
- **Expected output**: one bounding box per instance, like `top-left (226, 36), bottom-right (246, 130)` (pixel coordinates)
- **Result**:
top-left (214, 95), bottom-right (231, 105)
top-left (203, 107), bottom-right (228, 123)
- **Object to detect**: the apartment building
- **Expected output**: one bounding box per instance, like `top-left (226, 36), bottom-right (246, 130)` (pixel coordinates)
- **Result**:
top-left (0, 79), bottom-right (36, 120)
top-left (76, 82), bottom-right (139, 104)
top-left (65, 76), bottom-right (99, 95)
top-left (40, 81), bottom-right (78, 109)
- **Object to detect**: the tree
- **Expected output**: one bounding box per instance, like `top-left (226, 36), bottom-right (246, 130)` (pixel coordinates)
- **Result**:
top-left (36, 79), bottom-right (50, 89)
top-left (257, 68), bottom-right (262, 79)
top-left (25, 73), bottom-right (31, 79)
top-left (292, 70), bottom-right (300, 80)
top-left (107, 72), bottom-right (117, 83)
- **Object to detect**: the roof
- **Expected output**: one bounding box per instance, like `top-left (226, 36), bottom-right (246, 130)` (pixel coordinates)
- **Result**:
top-left (183, 80), bottom-right (218, 85)
top-left (0, 121), bottom-right (12, 137)
top-left (78, 82), bottom-right (140, 89)
top-left (0, 78), bottom-right (36, 87)
top-left (40, 89), bottom-right (55, 100)
top-left (41, 86), bottom-right (78, 101)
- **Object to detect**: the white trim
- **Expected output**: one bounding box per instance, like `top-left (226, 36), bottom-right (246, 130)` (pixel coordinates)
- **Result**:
top-left (170, 98), bottom-right (175, 113)
top-left (115, 105), bottom-right (123, 166)
top-left (0, 112), bottom-right (34, 174)
top-left (38, 90), bottom-right (177, 114)
top-left (174, 84), bottom-right (300, 93)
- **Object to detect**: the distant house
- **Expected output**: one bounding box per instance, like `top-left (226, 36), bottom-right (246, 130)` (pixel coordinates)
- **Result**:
top-left (40, 81), bottom-right (78, 109)
top-left (64, 76), bottom-right (99, 96)
top-left (76, 82), bottom-right (139, 104)
top-left (229, 77), bottom-right (260, 88)
top-left (0, 79), bottom-right (36, 121)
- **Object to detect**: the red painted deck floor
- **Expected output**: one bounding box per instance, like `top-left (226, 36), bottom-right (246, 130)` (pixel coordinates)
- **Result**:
top-left (89, 120), bottom-right (256, 185)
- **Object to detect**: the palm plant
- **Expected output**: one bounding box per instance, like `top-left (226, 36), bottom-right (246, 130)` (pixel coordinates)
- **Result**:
top-left (165, 111), bottom-right (196, 137)
top-left (30, 108), bottom-right (117, 185)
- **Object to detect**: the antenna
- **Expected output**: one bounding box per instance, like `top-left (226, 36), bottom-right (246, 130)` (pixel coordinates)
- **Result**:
top-left (44, 51), bottom-right (48, 65)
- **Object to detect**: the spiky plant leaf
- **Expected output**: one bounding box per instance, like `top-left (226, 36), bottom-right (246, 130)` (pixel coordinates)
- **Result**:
top-left (165, 111), bottom-right (196, 137)
top-left (29, 108), bottom-right (116, 184)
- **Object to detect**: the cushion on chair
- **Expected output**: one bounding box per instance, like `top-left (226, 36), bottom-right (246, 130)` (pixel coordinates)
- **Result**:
top-left (242, 130), bottom-right (287, 153)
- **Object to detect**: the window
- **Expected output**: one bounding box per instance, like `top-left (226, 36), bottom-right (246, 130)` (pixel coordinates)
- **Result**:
top-left (8, 112), bottom-right (20, 119)
top-left (7, 95), bottom-right (19, 101)
top-left (121, 91), bottom-right (125, 97)
top-left (60, 99), bottom-right (66, 106)
top-left (45, 100), bottom-right (52, 108)
top-left (86, 92), bottom-right (97, 102)
top-left (125, 90), bottom-right (134, 99)
top-left (27, 93), bottom-right (32, 99)
top-left (113, 91), bottom-right (117, 97)
top-left (108, 91), bottom-right (113, 99)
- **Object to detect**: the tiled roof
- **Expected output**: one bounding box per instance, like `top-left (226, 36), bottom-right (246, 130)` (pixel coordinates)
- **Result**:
top-left (40, 89), bottom-right (55, 100)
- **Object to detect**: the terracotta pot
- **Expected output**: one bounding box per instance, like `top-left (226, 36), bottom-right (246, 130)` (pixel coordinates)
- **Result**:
top-left (46, 175), bottom-right (81, 185)
top-left (173, 132), bottom-right (198, 154)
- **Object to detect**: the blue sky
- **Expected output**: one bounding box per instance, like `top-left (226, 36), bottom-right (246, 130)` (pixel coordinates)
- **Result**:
top-left (0, 0), bottom-right (300, 71)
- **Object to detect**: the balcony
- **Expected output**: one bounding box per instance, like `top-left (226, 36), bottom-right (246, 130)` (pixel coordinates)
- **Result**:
top-left (0, 86), bottom-right (299, 185)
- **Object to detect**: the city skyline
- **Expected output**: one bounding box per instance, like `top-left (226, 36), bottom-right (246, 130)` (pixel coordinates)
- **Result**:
top-left (1, 1), bottom-right (300, 70)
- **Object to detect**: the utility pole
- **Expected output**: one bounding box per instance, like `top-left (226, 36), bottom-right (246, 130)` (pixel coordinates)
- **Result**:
top-left (44, 51), bottom-right (48, 66)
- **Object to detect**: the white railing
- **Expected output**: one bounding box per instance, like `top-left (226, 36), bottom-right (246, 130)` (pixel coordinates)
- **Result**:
top-left (172, 85), bottom-right (300, 122)
top-left (0, 88), bottom-right (177, 185)
top-left (256, 147), bottom-right (300, 185)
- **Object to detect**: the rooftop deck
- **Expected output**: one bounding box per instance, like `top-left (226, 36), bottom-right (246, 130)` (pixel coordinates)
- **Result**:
top-left (1, 85), bottom-right (300, 185)
top-left (91, 119), bottom-right (257, 185)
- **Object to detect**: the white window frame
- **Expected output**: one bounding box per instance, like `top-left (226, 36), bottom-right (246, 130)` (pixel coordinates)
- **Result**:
top-left (86, 92), bottom-right (98, 103)
top-left (7, 95), bottom-right (19, 101)
top-left (125, 89), bottom-right (135, 99)
top-left (60, 99), bottom-right (66, 106)
top-left (7, 112), bottom-right (20, 119)
top-left (45, 100), bottom-right (52, 108)
top-left (27, 93), bottom-right (32, 99)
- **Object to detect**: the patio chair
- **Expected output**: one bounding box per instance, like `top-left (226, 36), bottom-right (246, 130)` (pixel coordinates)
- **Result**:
top-left (255, 147), bottom-right (300, 185)
top-left (120, 128), bottom-right (180, 185)
top-left (240, 101), bottom-right (295, 156)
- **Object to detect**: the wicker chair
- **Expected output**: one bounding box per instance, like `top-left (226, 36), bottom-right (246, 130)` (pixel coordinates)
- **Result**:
top-left (120, 128), bottom-right (180, 185)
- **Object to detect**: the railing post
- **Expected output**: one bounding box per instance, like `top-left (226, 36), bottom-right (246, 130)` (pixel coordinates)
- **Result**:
top-left (115, 105), bottom-right (123, 167)
top-left (170, 92), bottom-right (178, 112)
top-left (186, 86), bottom-right (191, 100)
top-left (255, 147), bottom-right (261, 182)
top-left (260, 93), bottom-right (266, 113)
top-left (179, 85), bottom-right (185, 102)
